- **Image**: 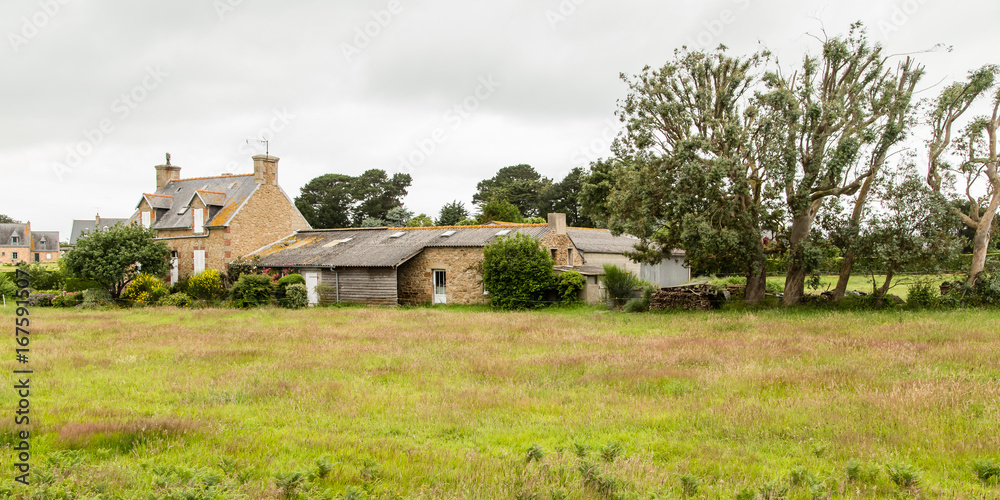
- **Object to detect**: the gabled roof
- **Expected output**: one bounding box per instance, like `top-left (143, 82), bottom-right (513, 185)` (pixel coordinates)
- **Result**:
top-left (70, 218), bottom-right (130, 244)
top-left (134, 174), bottom-right (257, 229)
top-left (0, 223), bottom-right (27, 248)
top-left (32, 231), bottom-right (60, 252)
top-left (566, 228), bottom-right (685, 256)
top-left (253, 224), bottom-right (552, 268)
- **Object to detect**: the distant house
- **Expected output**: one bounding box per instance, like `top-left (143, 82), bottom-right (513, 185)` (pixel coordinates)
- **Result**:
top-left (0, 222), bottom-right (60, 265)
top-left (251, 213), bottom-right (689, 306)
top-left (69, 215), bottom-right (130, 247)
top-left (128, 154), bottom-right (311, 283)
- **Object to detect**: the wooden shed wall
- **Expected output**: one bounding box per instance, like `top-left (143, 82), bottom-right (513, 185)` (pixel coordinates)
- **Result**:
top-left (319, 267), bottom-right (399, 306)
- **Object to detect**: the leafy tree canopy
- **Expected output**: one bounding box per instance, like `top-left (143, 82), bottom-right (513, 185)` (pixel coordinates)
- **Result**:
top-left (473, 164), bottom-right (549, 218)
top-left (295, 170), bottom-right (411, 229)
top-left (407, 214), bottom-right (435, 227)
top-left (0, 214), bottom-right (21, 224)
top-left (482, 232), bottom-right (555, 309)
top-left (62, 223), bottom-right (170, 298)
top-left (436, 200), bottom-right (469, 226)
top-left (476, 197), bottom-right (523, 224)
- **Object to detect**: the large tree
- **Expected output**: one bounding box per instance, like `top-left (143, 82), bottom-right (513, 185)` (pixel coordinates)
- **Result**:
top-left (830, 57), bottom-right (924, 301)
top-left (473, 164), bottom-right (549, 218)
top-left (294, 170), bottom-right (412, 229)
top-left (760, 24), bottom-right (914, 305)
top-left (436, 200), bottom-right (469, 226)
top-left (0, 214), bottom-right (21, 224)
top-left (602, 48), bottom-right (782, 304)
top-left (537, 167), bottom-right (596, 227)
top-left (62, 224), bottom-right (170, 298)
top-left (925, 65), bottom-right (1000, 285)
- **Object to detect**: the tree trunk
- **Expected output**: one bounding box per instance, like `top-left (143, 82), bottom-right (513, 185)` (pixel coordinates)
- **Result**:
top-left (783, 211), bottom-right (816, 306)
top-left (745, 255), bottom-right (767, 305)
top-left (968, 192), bottom-right (999, 286)
top-left (832, 251), bottom-right (856, 301)
top-left (874, 268), bottom-right (895, 308)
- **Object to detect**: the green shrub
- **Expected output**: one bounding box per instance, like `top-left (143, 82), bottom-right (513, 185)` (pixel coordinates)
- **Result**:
top-left (276, 274), bottom-right (305, 299)
top-left (121, 273), bottom-right (169, 306)
top-left (906, 280), bottom-right (939, 309)
top-left (483, 233), bottom-right (555, 310)
top-left (27, 292), bottom-right (56, 307)
top-left (63, 276), bottom-right (104, 293)
top-left (52, 291), bottom-right (83, 308)
top-left (600, 264), bottom-right (639, 309)
top-left (170, 276), bottom-right (190, 295)
top-left (283, 284), bottom-right (309, 309)
top-left (0, 273), bottom-right (16, 303)
top-left (972, 458), bottom-right (1000, 483)
top-left (188, 269), bottom-right (224, 300)
top-left (230, 274), bottom-right (274, 308)
top-left (26, 263), bottom-right (63, 290)
top-left (82, 288), bottom-right (114, 308)
top-left (556, 270), bottom-right (585, 304)
top-left (158, 292), bottom-right (193, 308)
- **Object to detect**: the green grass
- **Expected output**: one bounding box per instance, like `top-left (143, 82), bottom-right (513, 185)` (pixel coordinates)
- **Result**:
top-left (703, 273), bottom-right (957, 301)
top-left (1, 306), bottom-right (999, 498)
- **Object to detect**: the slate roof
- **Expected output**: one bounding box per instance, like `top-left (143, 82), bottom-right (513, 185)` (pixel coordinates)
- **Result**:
top-left (253, 225), bottom-right (553, 268)
top-left (70, 218), bottom-right (130, 244)
top-left (133, 174), bottom-right (257, 229)
top-left (0, 223), bottom-right (27, 248)
top-left (32, 232), bottom-right (60, 252)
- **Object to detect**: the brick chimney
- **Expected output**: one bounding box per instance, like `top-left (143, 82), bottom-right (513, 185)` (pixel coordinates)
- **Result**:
top-left (155, 153), bottom-right (181, 190)
top-left (547, 213), bottom-right (567, 235)
top-left (253, 155), bottom-right (279, 186)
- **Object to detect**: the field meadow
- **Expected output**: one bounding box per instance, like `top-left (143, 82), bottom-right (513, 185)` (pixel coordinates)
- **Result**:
top-left (1, 305), bottom-right (999, 499)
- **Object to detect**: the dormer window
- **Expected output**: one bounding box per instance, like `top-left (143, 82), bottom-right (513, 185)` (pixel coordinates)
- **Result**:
top-left (141, 211), bottom-right (151, 228)
top-left (11, 236), bottom-right (19, 245)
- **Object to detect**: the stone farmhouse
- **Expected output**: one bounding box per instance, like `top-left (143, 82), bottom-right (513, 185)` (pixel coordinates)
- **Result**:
top-left (128, 154), bottom-right (311, 283)
top-left (251, 213), bottom-right (688, 306)
top-left (0, 222), bottom-right (60, 265)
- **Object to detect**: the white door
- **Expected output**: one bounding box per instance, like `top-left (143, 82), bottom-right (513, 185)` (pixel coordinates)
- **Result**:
top-left (304, 271), bottom-right (319, 306)
top-left (170, 254), bottom-right (179, 284)
top-left (433, 270), bottom-right (447, 304)
top-left (193, 250), bottom-right (205, 274)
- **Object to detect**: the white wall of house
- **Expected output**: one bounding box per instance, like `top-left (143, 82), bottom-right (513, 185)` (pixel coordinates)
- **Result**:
top-left (640, 256), bottom-right (690, 287)
top-left (580, 253), bottom-right (641, 276)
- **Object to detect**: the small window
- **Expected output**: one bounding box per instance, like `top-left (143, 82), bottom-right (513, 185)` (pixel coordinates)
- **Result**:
top-left (11, 236), bottom-right (19, 245)
top-left (177, 207), bottom-right (188, 215)
top-left (46, 253), bottom-right (52, 259)
top-left (567, 248), bottom-right (574, 266)
top-left (440, 230), bottom-right (457, 237)
top-left (390, 231), bottom-right (406, 238)
top-left (229, 182), bottom-right (237, 189)
top-left (495, 229), bottom-right (511, 236)
top-left (34, 253), bottom-right (39, 263)
top-left (550, 248), bottom-right (557, 261)
top-left (12, 252), bottom-right (17, 260)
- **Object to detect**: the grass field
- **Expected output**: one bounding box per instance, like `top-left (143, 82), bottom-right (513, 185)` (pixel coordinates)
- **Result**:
top-left (1, 305), bottom-right (999, 499)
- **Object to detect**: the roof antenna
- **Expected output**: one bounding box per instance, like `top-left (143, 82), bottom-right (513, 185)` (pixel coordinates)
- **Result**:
top-left (246, 138), bottom-right (269, 156)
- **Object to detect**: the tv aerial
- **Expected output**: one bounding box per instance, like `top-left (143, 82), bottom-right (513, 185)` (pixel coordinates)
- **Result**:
top-left (246, 138), bottom-right (269, 156)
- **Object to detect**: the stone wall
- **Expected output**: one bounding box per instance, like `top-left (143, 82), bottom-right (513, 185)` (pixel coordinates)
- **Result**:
top-left (229, 184), bottom-right (311, 258)
top-left (0, 247), bottom-right (30, 265)
top-left (397, 247), bottom-right (487, 306)
top-left (539, 232), bottom-right (577, 266)
top-left (155, 228), bottom-right (227, 281)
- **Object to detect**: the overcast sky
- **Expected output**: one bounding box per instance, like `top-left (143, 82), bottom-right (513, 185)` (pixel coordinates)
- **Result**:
top-left (2, 0), bottom-right (997, 240)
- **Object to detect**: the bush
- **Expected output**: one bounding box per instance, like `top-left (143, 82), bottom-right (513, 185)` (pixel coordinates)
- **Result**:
top-left (0, 273), bottom-right (16, 303)
top-left (483, 233), bottom-right (556, 309)
top-left (276, 274), bottom-right (305, 299)
top-left (158, 292), bottom-right (193, 308)
top-left (624, 287), bottom-right (654, 313)
top-left (283, 284), bottom-right (309, 309)
top-left (601, 264), bottom-right (640, 309)
top-left (188, 269), bottom-right (225, 300)
top-left (26, 263), bottom-right (63, 291)
top-left (26, 292), bottom-right (56, 307)
top-left (169, 276), bottom-right (190, 295)
top-left (121, 273), bottom-right (169, 306)
top-left (906, 280), bottom-right (939, 309)
top-left (230, 274), bottom-right (274, 308)
top-left (52, 291), bottom-right (83, 308)
top-left (556, 271), bottom-right (585, 304)
top-left (82, 288), bottom-right (114, 308)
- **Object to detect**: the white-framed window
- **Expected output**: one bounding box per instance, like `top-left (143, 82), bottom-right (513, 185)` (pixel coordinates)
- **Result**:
top-left (11, 236), bottom-right (19, 245)
top-left (141, 211), bottom-right (151, 228)
top-left (194, 250), bottom-right (206, 273)
top-left (193, 209), bottom-right (204, 234)
top-left (46, 253), bottom-right (51, 259)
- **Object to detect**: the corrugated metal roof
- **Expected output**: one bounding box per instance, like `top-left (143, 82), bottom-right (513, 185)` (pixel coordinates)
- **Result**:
top-left (254, 225), bottom-right (552, 268)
